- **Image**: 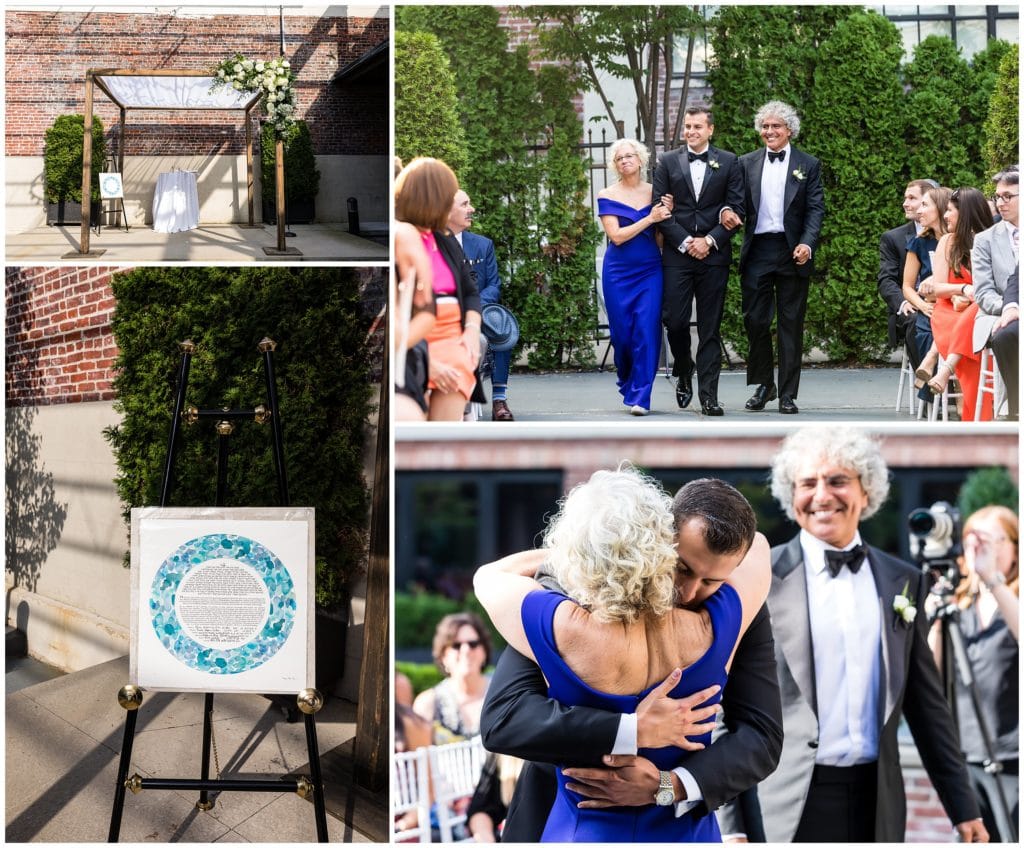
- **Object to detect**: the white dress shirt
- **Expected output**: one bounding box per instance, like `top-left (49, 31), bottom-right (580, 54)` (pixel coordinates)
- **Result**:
top-left (754, 144), bottom-right (790, 235)
top-left (687, 146), bottom-right (709, 200)
top-left (800, 529), bottom-right (881, 766)
top-left (613, 710), bottom-right (704, 815)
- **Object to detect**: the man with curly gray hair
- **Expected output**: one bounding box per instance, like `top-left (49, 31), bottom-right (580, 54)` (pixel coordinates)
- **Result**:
top-left (725, 100), bottom-right (825, 415)
top-left (718, 426), bottom-right (987, 843)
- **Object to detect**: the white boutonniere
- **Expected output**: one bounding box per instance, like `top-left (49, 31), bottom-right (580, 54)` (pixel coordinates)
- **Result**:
top-left (792, 168), bottom-right (806, 182)
top-left (708, 159), bottom-right (720, 171)
top-left (892, 580), bottom-right (917, 627)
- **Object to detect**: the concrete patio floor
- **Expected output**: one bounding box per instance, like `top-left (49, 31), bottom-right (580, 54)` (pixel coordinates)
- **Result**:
top-left (6, 655), bottom-right (387, 843)
top-left (5, 223), bottom-right (389, 264)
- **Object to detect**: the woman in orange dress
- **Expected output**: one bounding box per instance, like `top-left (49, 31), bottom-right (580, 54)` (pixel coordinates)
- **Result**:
top-left (918, 187), bottom-right (996, 420)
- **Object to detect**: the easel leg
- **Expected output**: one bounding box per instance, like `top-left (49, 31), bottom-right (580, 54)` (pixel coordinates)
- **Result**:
top-left (298, 690), bottom-right (329, 842)
top-left (197, 693), bottom-right (215, 811)
top-left (108, 686), bottom-right (144, 842)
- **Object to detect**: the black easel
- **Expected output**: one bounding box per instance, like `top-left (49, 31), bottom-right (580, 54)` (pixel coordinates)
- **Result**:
top-left (108, 338), bottom-right (329, 843)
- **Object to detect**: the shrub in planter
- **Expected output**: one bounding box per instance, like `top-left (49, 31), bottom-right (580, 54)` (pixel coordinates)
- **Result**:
top-left (104, 267), bottom-right (374, 685)
top-left (261, 120), bottom-right (321, 224)
top-left (44, 114), bottom-right (106, 224)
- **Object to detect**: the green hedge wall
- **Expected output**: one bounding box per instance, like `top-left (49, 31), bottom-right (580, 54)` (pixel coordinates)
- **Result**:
top-left (104, 267), bottom-right (373, 610)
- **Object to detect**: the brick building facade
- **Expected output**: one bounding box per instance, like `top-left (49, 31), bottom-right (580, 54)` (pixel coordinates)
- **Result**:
top-left (5, 6), bottom-right (388, 228)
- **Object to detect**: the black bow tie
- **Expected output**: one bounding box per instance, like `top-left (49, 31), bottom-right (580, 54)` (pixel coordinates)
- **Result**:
top-left (768, 149), bottom-right (786, 163)
top-left (825, 544), bottom-right (867, 578)
top-left (688, 150), bottom-right (708, 163)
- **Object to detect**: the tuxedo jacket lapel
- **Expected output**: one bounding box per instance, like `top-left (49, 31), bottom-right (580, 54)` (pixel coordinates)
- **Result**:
top-left (676, 148), bottom-right (697, 203)
top-left (749, 150), bottom-right (765, 217)
top-left (771, 537), bottom-right (817, 716)
top-left (867, 546), bottom-right (909, 726)
top-left (784, 149), bottom-right (802, 212)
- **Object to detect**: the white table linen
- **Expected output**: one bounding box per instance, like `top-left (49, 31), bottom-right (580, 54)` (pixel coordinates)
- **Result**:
top-left (153, 171), bottom-right (199, 233)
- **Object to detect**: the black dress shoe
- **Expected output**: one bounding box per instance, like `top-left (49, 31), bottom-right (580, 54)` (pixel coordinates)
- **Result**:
top-left (779, 395), bottom-right (799, 414)
top-left (745, 384), bottom-right (778, 411)
top-left (675, 375), bottom-right (693, 409)
top-left (701, 398), bottom-right (724, 416)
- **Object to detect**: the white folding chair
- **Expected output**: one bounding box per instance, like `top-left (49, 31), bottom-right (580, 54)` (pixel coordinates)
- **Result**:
top-left (427, 737), bottom-right (487, 842)
top-left (927, 355), bottom-right (964, 421)
top-left (894, 344), bottom-right (918, 414)
top-left (392, 748), bottom-right (431, 843)
top-left (975, 346), bottom-right (1007, 420)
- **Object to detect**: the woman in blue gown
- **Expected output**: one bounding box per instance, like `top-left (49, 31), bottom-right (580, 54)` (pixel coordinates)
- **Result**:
top-left (473, 467), bottom-right (771, 842)
top-left (598, 140), bottom-right (673, 415)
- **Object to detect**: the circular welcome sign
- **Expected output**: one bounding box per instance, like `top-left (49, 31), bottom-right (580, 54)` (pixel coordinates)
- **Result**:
top-left (149, 533), bottom-right (296, 674)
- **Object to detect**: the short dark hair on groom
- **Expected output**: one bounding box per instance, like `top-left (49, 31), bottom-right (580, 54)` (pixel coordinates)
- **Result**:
top-left (672, 478), bottom-right (756, 556)
top-left (684, 103), bottom-right (713, 125)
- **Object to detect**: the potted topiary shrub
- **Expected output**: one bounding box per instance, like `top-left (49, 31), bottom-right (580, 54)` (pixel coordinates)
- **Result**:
top-left (261, 120), bottom-right (321, 225)
top-left (44, 114), bottom-right (106, 225)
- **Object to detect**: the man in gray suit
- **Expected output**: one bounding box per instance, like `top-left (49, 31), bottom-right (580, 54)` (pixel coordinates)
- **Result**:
top-left (972, 168), bottom-right (1019, 334)
top-left (717, 427), bottom-right (987, 843)
top-left (990, 268), bottom-right (1018, 419)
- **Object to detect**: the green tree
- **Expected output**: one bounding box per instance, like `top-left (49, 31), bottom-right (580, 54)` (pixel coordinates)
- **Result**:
top-left (397, 6), bottom-right (599, 368)
top-left (103, 268), bottom-right (373, 610)
top-left (902, 36), bottom-right (977, 188)
top-left (982, 45), bottom-right (1020, 174)
top-left (520, 6), bottom-right (705, 160)
top-left (958, 467), bottom-right (1019, 518)
top-left (802, 11), bottom-right (906, 361)
top-left (393, 29), bottom-right (468, 174)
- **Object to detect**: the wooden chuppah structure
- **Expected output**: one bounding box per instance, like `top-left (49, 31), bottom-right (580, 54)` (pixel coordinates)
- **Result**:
top-left (72, 68), bottom-right (300, 258)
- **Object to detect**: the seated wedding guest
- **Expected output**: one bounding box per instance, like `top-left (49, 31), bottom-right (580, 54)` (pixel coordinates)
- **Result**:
top-left (902, 185), bottom-right (951, 380)
top-left (878, 179), bottom-right (939, 370)
top-left (927, 506), bottom-right (1018, 842)
top-left (393, 220), bottom-right (435, 422)
top-left (466, 752), bottom-right (524, 842)
top-left (916, 187), bottom-right (995, 419)
top-left (990, 269), bottom-right (1018, 420)
top-left (413, 612), bottom-right (493, 743)
top-left (395, 157), bottom-right (483, 422)
top-left (717, 427), bottom-right (987, 843)
top-left (971, 167), bottom-right (1020, 414)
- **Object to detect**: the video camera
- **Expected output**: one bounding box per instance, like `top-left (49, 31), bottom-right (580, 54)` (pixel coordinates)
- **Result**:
top-left (907, 501), bottom-right (962, 588)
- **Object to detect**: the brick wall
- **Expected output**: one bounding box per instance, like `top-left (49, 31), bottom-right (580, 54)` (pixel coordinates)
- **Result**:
top-left (905, 768), bottom-right (959, 842)
top-left (5, 266), bottom-right (120, 406)
top-left (5, 10), bottom-right (387, 157)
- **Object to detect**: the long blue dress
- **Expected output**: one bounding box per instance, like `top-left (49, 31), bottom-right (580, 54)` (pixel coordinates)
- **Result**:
top-left (599, 198), bottom-right (664, 410)
top-left (521, 585), bottom-right (742, 842)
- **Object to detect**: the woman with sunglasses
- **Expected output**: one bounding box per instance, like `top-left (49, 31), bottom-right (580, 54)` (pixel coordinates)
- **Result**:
top-left (413, 611), bottom-right (493, 744)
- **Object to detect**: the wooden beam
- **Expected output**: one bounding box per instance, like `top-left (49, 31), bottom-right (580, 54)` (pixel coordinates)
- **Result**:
top-left (245, 107), bottom-right (254, 226)
top-left (275, 137), bottom-right (286, 251)
top-left (354, 333), bottom-right (389, 792)
top-left (117, 107), bottom-right (126, 173)
top-left (79, 72), bottom-right (94, 253)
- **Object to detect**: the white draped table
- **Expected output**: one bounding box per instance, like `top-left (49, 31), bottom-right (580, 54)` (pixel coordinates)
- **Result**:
top-left (152, 170), bottom-right (199, 233)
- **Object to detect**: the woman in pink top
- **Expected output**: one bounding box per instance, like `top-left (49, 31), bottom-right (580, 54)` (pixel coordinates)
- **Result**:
top-left (396, 158), bottom-right (483, 421)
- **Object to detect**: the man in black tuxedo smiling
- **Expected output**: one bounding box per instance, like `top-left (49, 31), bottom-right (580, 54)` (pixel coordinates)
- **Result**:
top-left (653, 106), bottom-right (744, 416)
top-left (727, 101), bottom-right (824, 415)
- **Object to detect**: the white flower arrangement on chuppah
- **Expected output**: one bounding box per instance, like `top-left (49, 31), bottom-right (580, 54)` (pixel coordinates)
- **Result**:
top-left (210, 54), bottom-right (297, 138)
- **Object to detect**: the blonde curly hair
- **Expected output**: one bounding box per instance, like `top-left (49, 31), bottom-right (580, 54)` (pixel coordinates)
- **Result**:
top-left (543, 466), bottom-right (678, 624)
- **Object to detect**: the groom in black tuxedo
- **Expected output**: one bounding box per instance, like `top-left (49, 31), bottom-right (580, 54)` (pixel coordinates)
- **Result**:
top-left (479, 478), bottom-right (783, 841)
top-left (653, 106), bottom-right (744, 416)
top-left (717, 427), bottom-right (986, 843)
top-left (730, 101), bottom-right (824, 415)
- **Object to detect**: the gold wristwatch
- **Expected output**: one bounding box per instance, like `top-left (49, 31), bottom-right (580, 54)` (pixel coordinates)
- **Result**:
top-left (654, 770), bottom-right (675, 806)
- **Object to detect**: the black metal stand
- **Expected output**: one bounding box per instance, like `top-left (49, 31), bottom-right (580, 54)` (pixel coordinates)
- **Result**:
top-left (922, 544), bottom-right (1017, 843)
top-left (108, 338), bottom-right (328, 843)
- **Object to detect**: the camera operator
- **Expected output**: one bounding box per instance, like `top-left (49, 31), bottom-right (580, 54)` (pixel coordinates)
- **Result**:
top-left (927, 506), bottom-right (1019, 842)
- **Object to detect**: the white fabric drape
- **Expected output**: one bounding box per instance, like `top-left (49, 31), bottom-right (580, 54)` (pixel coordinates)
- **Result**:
top-left (153, 171), bottom-right (200, 233)
top-left (96, 75), bottom-right (256, 110)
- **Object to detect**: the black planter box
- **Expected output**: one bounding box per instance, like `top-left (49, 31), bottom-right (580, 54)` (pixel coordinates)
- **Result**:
top-left (314, 606), bottom-right (348, 693)
top-left (46, 199), bottom-right (102, 226)
top-left (262, 197), bottom-right (315, 225)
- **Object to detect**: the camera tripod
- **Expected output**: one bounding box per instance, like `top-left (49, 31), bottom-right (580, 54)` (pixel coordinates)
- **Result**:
top-left (926, 570), bottom-right (1018, 843)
